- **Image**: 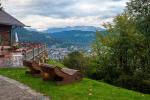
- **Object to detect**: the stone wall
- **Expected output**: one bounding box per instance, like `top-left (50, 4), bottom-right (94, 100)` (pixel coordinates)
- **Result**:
top-left (0, 53), bottom-right (23, 67)
top-left (11, 53), bottom-right (23, 67)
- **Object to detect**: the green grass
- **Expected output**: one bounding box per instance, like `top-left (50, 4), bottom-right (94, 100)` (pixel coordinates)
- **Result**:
top-left (0, 68), bottom-right (149, 100)
top-left (48, 60), bottom-right (65, 68)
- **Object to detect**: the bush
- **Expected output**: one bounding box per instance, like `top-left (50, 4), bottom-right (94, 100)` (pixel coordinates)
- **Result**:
top-left (63, 51), bottom-right (87, 73)
top-left (116, 70), bottom-right (150, 94)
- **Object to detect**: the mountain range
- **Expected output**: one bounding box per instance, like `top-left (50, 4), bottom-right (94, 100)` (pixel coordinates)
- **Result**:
top-left (14, 26), bottom-right (106, 50)
top-left (43, 26), bottom-right (104, 33)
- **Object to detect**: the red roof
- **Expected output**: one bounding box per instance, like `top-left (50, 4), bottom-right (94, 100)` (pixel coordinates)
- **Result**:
top-left (0, 10), bottom-right (25, 26)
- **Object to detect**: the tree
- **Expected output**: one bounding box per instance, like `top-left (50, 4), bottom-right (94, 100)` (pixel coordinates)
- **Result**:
top-left (102, 13), bottom-right (145, 74)
top-left (91, 12), bottom-right (150, 93)
top-left (127, 0), bottom-right (150, 71)
top-left (91, 31), bottom-right (118, 81)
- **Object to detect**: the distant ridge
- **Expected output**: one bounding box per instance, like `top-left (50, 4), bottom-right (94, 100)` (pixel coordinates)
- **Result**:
top-left (14, 27), bottom-right (107, 50)
top-left (43, 26), bottom-right (104, 33)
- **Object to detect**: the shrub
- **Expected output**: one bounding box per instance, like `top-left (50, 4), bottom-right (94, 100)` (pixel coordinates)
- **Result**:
top-left (63, 51), bottom-right (87, 73)
top-left (116, 70), bottom-right (150, 93)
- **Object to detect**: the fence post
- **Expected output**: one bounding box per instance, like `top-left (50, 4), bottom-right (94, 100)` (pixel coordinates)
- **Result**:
top-left (38, 46), bottom-right (40, 55)
top-left (33, 48), bottom-right (35, 61)
top-left (24, 51), bottom-right (27, 61)
top-left (44, 44), bottom-right (47, 52)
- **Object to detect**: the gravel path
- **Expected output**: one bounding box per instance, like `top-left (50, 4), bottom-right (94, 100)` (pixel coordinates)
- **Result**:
top-left (0, 75), bottom-right (49, 100)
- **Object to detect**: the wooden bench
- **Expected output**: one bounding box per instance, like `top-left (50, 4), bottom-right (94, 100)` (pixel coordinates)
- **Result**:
top-left (55, 67), bottom-right (83, 85)
top-left (23, 61), bottom-right (83, 85)
top-left (23, 60), bottom-right (41, 77)
top-left (40, 64), bottom-right (58, 81)
top-left (40, 64), bottom-right (83, 85)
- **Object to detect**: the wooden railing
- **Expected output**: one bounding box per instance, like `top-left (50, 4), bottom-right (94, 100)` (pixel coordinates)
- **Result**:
top-left (21, 43), bottom-right (47, 61)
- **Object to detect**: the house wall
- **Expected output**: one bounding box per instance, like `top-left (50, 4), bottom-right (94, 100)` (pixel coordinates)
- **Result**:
top-left (0, 25), bottom-right (11, 46)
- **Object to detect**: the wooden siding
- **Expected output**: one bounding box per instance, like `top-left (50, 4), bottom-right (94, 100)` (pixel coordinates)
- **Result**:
top-left (0, 25), bottom-right (11, 46)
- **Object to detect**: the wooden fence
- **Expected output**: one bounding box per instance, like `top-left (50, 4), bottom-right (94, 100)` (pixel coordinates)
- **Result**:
top-left (23, 44), bottom-right (47, 61)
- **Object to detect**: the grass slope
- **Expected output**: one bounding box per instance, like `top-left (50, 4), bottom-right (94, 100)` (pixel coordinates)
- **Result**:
top-left (0, 68), bottom-right (149, 100)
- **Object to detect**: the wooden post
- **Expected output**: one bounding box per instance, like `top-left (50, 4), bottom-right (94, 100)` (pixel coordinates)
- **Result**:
top-left (38, 45), bottom-right (40, 55)
top-left (33, 48), bottom-right (35, 61)
top-left (24, 50), bottom-right (27, 61)
top-left (44, 44), bottom-right (46, 50)
top-left (45, 44), bottom-right (47, 51)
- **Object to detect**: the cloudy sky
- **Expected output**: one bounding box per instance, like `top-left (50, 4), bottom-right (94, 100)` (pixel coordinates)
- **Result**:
top-left (2, 0), bottom-right (129, 30)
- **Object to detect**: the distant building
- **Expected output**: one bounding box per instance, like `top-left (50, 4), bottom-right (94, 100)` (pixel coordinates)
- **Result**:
top-left (49, 47), bottom-right (71, 60)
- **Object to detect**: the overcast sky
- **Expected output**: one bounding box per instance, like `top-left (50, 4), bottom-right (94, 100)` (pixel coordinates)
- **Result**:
top-left (2, 0), bottom-right (129, 30)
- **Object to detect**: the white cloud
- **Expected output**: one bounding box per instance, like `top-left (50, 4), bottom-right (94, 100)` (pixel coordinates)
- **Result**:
top-left (1, 0), bottom-right (129, 29)
top-left (22, 15), bottom-right (111, 30)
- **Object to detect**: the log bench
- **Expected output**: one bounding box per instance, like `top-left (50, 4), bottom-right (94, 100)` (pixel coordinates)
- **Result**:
top-left (55, 67), bottom-right (83, 85)
top-left (40, 64), bottom-right (58, 81)
top-left (23, 61), bottom-right (83, 85)
top-left (23, 60), bottom-right (41, 77)
top-left (40, 64), bottom-right (83, 85)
